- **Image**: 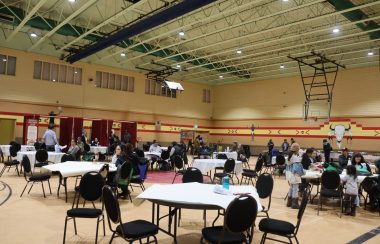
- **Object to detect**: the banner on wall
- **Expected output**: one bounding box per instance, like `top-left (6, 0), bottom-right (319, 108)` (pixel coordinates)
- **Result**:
top-left (26, 119), bottom-right (38, 144)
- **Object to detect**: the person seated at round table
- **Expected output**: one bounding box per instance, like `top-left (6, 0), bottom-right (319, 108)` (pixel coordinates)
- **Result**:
top-left (67, 139), bottom-right (80, 159)
top-left (230, 141), bottom-right (238, 152)
top-left (301, 148), bottom-right (316, 170)
top-left (149, 140), bottom-right (162, 153)
top-left (90, 138), bottom-right (100, 146)
top-left (237, 144), bottom-right (247, 162)
top-left (339, 148), bottom-right (352, 169)
top-left (198, 142), bottom-right (212, 159)
top-left (352, 152), bottom-right (371, 173)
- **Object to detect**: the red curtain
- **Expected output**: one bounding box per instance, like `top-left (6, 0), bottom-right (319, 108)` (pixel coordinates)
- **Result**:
top-left (91, 119), bottom-right (113, 146)
top-left (59, 117), bottom-right (73, 151)
top-left (23, 115), bottom-right (40, 144)
top-left (121, 121), bottom-right (137, 146)
top-left (73, 117), bottom-right (83, 142)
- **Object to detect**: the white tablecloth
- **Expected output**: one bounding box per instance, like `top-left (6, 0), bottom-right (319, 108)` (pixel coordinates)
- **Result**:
top-left (144, 152), bottom-right (161, 158)
top-left (42, 161), bottom-right (117, 178)
top-left (90, 146), bottom-right (108, 154)
top-left (17, 151), bottom-right (65, 167)
top-left (138, 182), bottom-right (262, 211)
top-left (330, 152), bottom-right (380, 163)
top-left (302, 170), bottom-right (379, 184)
top-left (192, 159), bottom-right (242, 175)
top-left (213, 151), bottom-right (238, 160)
top-left (0, 145), bottom-right (35, 157)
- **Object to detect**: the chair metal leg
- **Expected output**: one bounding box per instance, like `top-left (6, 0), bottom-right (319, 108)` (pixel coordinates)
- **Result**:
top-left (63, 217), bottom-right (68, 244)
top-left (294, 235), bottom-right (300, 244)
top-left (172, 174), bottom-right (177, 184)
top-left (41, 181), bottom-right (46, 198)
top-left (73, 217), bottom-right (77, 235)
top-left (28, 182), bottom-right (34, 194)
top-left (109, 232), bottom-right (116, 244)
top-left (288, 237), bottom-right (293, 244)
top-left (102, 214), bottom-right (106, 236)
top-left (260, 233), bottom-right (267, 244)
top-left (48, 179), bottom-right (52, 194)
top-left (20, 182), bottom-right (29, 197)
top-left (0, 165), bottom-right (6, 177)
top-left (95, 216), bottom-right (100, 244)
top-left (318, 195), bottom-right (322, 215)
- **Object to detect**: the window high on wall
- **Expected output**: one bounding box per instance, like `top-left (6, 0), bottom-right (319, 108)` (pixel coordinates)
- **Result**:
top-left (145, 79), bottom-right (177, 98)
top-left (95, 71), bottom-right (134, 92)
top-left (203, 89), bottom-right (211, 103)
top-left (0, 54), bottom-right (16, 76)
top-left (33, 61), bottom-right (82, 85)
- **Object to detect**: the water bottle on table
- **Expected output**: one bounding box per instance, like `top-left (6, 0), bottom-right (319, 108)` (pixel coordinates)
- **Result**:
top-left (222, 176), bottom-right (230, 190)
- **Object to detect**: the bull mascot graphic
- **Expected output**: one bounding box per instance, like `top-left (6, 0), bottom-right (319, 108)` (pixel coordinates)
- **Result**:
top-left (329, 124), bottom-right (352, 149)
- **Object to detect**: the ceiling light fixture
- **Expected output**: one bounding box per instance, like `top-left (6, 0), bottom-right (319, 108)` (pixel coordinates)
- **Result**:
top-left (219, 75), bottom-right (224, 79)
top-left (68, 0), bottom-right (76, 3)
top-left (30, 32), bottom-right (37, 38)
top-left (179, 31), bottom-right (185, 37)
top-left (367, 50), bottom-right (374, 56)
top-left (282, 0), bottom-right (289, 2)
top-left (280, 64), bottom-right (285, 69)
top-left (332, 28), bottom-right (340, 33)
top-left (2, 58), bottom-right (7, 62)
top-left (74, 71), bottom-right (78, 74)
top-left (176, 64), bottom-right (181, 68)
top-left (236, 50), bottom-right (242, 54)
top-left (120, 52), bottom-right (126, 57)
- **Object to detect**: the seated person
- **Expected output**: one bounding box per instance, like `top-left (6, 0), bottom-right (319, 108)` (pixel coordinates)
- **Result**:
top-left (76, 137), bottom-right (84, 152)
top-left (301, 148), bottom-right (315, 170)
top-left (237, 144), bottom-right (247, 162)
top-left (339, 148), bottom-right (352, 169)
top-left (352, 152), bottom-right (371, 173)
top-left (199, 142), bottom-right (212, 159)
top-left (90, 138), bottom-right (100, 146)
top-left (149, 140), bottom-right (162, 153)
top-left (230, 142), bottom-right (238, 152)
top-left (67, 139), bottom-right (80, 159)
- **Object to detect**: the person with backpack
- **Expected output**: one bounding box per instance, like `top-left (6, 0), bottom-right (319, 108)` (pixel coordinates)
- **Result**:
top-left (285, 143), bottom-right (305, 209)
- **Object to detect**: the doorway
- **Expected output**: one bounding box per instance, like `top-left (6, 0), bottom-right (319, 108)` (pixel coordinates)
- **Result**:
top-left (0, 119), bottom-right (15, 144)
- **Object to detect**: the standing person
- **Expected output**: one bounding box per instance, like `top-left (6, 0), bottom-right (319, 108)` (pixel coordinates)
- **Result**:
top-left (339, 148), bottom-right (352, 169)
top-left (290, 138), bottom-right (296, 146)
top-left (323, 139), bottom-right (332, 162)
top-left (267, 139), bottom-right (274, 158)
top-left (281, 139), bottom-right (290, 155)
top-left (109, 129), bottom-right (119, 146)
top-left (43, 124), bottom-right (59, 151)
top-left (285, 143), bottom-right (304, 209)
top-left (187, 139), bottom-right (194, 155)
top-left (342, 165), bottom-right (359, 216)
top-left (81, 128), bottom-right (88, 144)
top-left (231, 142), bottom-right (238, 152)
top-left (123, 130), bottom-right (131, 144)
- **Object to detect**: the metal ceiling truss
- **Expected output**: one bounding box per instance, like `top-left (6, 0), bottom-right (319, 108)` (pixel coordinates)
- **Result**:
top-left (180, 15), bottom-right (380, 82)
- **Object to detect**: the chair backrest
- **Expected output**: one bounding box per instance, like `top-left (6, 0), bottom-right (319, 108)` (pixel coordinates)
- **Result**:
top-left (9, 143), bottom-right (21, 157)
top-left (34, 142), bottom-right (41, 150)
top-left (161, 150), bottom-right (170, 160)
top-left (98, 152), bottom-right (106, 161)
top-left (21, 155), bottom-right (32, 175)
top-left (256, 173), bottom-right (274, 199)
top-left (276, 155), bottom-right (286, 165)
top-left (182, 167), bottom-right (203, 183)
top-left (99, 164), bottom-right (109, 180)
top-left (321, 170), bottom-right (341, 190)
top-left (217, 153), bottom-right (228, 159)
top-left (35, 149), bottom-right (48, 163)
top-left (61, 154), bottom-right (75, 162)
top-left (224, 159), bottom-right (235, 173)
top-left (102, 185), bottom-right (121, 224)
top-left (172, 155), bottom-right (184, 170)
top-left (78, 171), bottom-right (104, 202)
top-left (255, 156), bottom-right (264, 172)
top-left (224, 195), bottom-right (258, 233)
top-left (243, 145), bottom-right (251, 158)
top-left (295, 186), bottom-right (311, 234)
top-left (120, 161), bottom-right (133, 180)
top-left (137, 159), bottom-right (149, 180)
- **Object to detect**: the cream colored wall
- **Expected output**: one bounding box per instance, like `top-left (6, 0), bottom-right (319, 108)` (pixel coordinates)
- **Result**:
top-left (213, 67), bottom-right (380, 120)
top-left (0, 47), bottom-right (213, 120)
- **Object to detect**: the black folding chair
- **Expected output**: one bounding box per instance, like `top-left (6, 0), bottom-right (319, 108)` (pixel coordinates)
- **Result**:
top-left (259, 187), bottom-right (311, 244)
top-left (201, 195), bottom-right (258, 244)
top-left (0, 143), bottom-right (21, 177)
top-left (182, 167), bottom-right (203, 183)
top-left (102, 185), bottom-right (158, 244)
top-left (212, 159), bottom-right (236, 184)
top-left (34, 149), bottom-right (52, 168)
top-left (274, 155), bottom-right (286, 177)
top-left (20, 155), bottom-right (52, 198)
top-left (172, 155), bottom-right (186, 184)
top-left (63, 172), bottom-right (105, 244)
top-left (61, 154), bottom-right (75, 162)
top-left (130, 159), bottom-right (149, 191)
top-left (317, 171), bottom-right (343, 217)
top-left (241, 155), bottom-right (264, 186)
top-left (256, 173), bottom-right (274, 218)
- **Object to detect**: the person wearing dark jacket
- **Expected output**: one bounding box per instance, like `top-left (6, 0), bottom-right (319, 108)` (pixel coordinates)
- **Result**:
top-left (339, 148), bottom-right (352, 169)
top-left (323, 139), bottom-right (332, 162)
top-left (301, 148), bottom-right (315, 170)
top-left (352, 153), bottom-right (371, 173)
top-left (267, 139), bottom-right (274, 158)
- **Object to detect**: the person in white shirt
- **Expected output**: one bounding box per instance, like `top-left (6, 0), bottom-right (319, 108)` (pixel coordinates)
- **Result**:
top-left (149, 140), bottom-right (162, 153)
top-left (43, 124), bottom-right (59, 151)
